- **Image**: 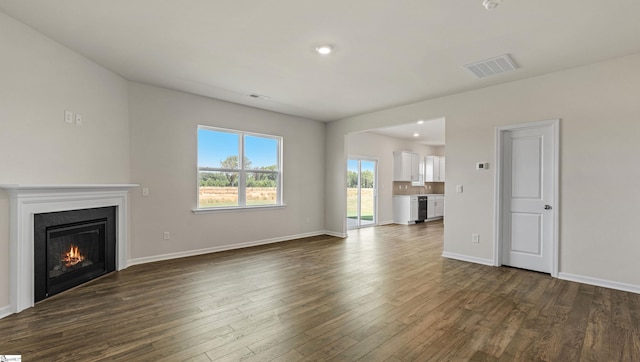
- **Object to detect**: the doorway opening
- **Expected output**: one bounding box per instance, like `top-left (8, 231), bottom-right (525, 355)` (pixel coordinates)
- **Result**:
top-left (347, 158), bottom-right (377, 229)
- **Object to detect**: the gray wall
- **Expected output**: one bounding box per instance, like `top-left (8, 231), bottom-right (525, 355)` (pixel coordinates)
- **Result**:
top-left (0, 12), bottom-right (326, 313)
top-left (3, 5), bottom-right (640, 314)
top-left (328, 53), bottom-right (640, 289)
top-left (127, 82), bottom-right (326, 263)
top-left (0, 13), bottom-right (131, 308)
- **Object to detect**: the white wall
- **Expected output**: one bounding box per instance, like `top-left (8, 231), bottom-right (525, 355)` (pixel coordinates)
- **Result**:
top-left (328, 53), bottom-right (640, 289)
top-left (128, 82), bottom-right (326, 263)
top-left (0, 13), bottom-right (130, 309)
top-left (347, 131), bottom-right (440, 224)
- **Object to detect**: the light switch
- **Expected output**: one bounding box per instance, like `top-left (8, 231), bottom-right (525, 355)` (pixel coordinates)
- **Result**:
top-left (456, 185), bottom-right (463, 193)
top-left (64, 110), bottom-right (73, 124)
top-left (142, 187), bottom-right (149, 197)
top-left (75, 114), bottom-right (83, 126)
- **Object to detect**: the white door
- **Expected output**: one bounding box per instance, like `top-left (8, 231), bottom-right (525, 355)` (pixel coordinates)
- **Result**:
top-left (500, 122), bottom-right (556, 273)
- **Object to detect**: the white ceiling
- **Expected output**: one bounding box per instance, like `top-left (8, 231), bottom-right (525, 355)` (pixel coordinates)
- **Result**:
top-left (370, 118), bottom-right (445, 146)
top-left (1, 0), bottom-right (640, 124)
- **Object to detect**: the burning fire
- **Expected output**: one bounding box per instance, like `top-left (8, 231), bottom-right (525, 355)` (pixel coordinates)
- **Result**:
top-left (61, 245), bottom-right (85, 267)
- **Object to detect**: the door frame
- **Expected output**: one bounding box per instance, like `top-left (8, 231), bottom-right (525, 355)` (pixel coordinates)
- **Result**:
top-left (493, 119), bottom-right (560, 277)
top-left (347, 156), bottom-right (379, 229)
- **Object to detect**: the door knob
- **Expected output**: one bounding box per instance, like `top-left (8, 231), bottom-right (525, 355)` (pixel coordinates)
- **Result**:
top-left (544, 205), bottom-right (552, 210)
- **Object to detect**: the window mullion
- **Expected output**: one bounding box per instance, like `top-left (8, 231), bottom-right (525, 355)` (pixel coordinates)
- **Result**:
top-left (238, 134), bottom-right (246, 206)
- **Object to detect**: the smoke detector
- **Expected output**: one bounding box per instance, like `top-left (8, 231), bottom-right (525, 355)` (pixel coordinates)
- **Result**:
top-left (464, 54), bottom-right (518, 79)
top-left (483, 0), bottom-right (503, 10)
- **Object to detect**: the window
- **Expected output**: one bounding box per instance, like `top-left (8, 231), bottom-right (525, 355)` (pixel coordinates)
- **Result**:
top-left (197, 126), bottom-right (282, 209)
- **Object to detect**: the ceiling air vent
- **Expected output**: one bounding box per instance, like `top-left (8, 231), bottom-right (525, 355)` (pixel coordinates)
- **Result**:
top-left (249, 93), bottom-right (270, 100)
top-left (464, 54), bottom-right (518, 79)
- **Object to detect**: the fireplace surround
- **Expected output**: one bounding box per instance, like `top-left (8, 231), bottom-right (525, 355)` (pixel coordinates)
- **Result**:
top-left (1, 184), bottom-right (137, 314)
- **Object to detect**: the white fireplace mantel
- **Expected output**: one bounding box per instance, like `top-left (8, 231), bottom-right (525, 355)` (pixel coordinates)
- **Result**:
top-left (1, 184), bottom-right (138, 314)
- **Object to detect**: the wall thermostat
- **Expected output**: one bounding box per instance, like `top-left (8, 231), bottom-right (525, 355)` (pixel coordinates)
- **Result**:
top-left (476, 162), bottom-right (489, 170)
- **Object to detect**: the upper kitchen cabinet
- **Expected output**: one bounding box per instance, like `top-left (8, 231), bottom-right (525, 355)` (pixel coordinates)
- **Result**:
top-left (393, 151), bottom-right (421, 183)
top-left (425, 156), bottom-right (445, 182)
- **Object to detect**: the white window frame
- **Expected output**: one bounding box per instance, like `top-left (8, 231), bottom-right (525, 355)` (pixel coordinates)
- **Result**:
top-left (195, 125), bottom-right (284, 212)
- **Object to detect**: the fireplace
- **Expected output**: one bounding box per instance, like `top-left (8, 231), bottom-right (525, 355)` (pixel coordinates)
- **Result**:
top-left (1, 184), bottom-right (136, 315)
top-left (34, 207), bottom-right (116, 302)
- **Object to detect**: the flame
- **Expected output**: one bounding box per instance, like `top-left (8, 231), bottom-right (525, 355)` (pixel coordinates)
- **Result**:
top-left (61, 245), bottom-right (85, 267)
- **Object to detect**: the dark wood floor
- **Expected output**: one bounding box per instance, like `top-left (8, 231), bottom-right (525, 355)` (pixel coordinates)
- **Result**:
top-left (1, 221), bottom-right (639, 361)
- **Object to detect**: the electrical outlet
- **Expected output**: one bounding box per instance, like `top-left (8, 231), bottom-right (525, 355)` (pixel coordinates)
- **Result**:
top-left (163, 231), bottom-right (170, 240)
top-left (472, 233), bottom-right (479, 243)
top-left (142, 187), bottom-right (149, 197)
top-left (75, 114), bottom-right (83, 126)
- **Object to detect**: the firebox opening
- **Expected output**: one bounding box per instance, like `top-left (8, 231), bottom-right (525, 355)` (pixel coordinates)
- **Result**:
top-left (34, 207), bottom-right (116, 303)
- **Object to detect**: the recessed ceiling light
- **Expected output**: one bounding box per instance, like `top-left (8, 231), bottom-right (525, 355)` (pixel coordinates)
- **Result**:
top-left (413, 133), bottom-right (420, 137)
top-left (417, 120), bottom-right (425, 125)
top-left (315, 45), bottom-right (333, 55)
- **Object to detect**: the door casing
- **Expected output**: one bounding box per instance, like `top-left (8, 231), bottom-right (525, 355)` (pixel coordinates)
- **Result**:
top-left (494, 119), bottom-right (560, 277)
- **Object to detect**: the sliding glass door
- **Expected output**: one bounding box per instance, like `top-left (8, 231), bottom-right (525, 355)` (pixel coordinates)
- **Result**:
top-left (347, 158), bottom-right (377, 229)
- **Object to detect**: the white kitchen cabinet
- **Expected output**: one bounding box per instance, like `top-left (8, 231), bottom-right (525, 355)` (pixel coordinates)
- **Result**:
top-left (409, 196), bottom-right (418, 221)
top-left (414, 160), bottom-right (424, 186)
top-left (393, 195), bottom-right (420, 225)
top-left (427, 195), bottom-right (445, 219)
top-left (425, 156), bottom-right (446, 182)
top-left (435, 198), bottom-right (444, 217)
top-left (393, 151), bottom-right (421, 183)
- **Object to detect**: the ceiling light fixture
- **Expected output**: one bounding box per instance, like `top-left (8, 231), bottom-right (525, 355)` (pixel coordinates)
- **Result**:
top-left (417, 120), bottom-right (425, 125)
top-left (315, 45), bottom-right (333, 55)
top-left (413, 133), bottom-right (420, 137)
top-left (483, 0), bottom-right (503, 10)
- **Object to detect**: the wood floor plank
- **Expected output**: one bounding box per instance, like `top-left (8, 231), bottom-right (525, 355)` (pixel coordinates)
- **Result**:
top-left (0, 221), bottom-right (639, 361)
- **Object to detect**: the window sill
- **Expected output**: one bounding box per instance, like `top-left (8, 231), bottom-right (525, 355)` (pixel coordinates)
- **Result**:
top-left (192, 204), bottom-right (286, 214)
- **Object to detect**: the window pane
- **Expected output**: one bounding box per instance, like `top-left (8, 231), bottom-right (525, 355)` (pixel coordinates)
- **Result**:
top-left (198, 129), bottom-right (239, 169)
top-left (199, 171), bottom-right (238, 208)
top-left (244, 135), bottom-right (278, 170)
top-left (347, 159), bottom-right (359, 220)
top-left (246, 172), bottom-right (278, 206)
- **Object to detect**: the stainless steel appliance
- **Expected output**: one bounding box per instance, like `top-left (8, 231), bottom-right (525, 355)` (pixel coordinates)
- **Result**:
top-left (417, 195), bottom-right (427, 222)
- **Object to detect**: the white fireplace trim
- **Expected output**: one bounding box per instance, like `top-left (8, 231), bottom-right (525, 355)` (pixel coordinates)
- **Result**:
top-left (1, 184), bottom-right (138, 314)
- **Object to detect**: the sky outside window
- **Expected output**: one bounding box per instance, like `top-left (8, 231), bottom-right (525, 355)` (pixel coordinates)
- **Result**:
top-left (198, 129), bottom-right (278, 169)
top-left (245, 135), bottom-right (278, 169)
top-left (198, 129), bottom-right (238, 168)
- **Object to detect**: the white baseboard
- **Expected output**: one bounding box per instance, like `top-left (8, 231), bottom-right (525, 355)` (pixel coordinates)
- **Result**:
top-left (324, 230), bottom-right (347, 238)
top-left (0, 305), bottom-right (12, 319)
top-left (128, 231), bottom-right (330, 266)
top-left (378, 220), bottom-right (395, 226)
top-left (442, 251), bottom-right (495, 266)
top-left (559, 272), bottom-right (640, 294)
top-left (426, 216), bottom-right (444, 222)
